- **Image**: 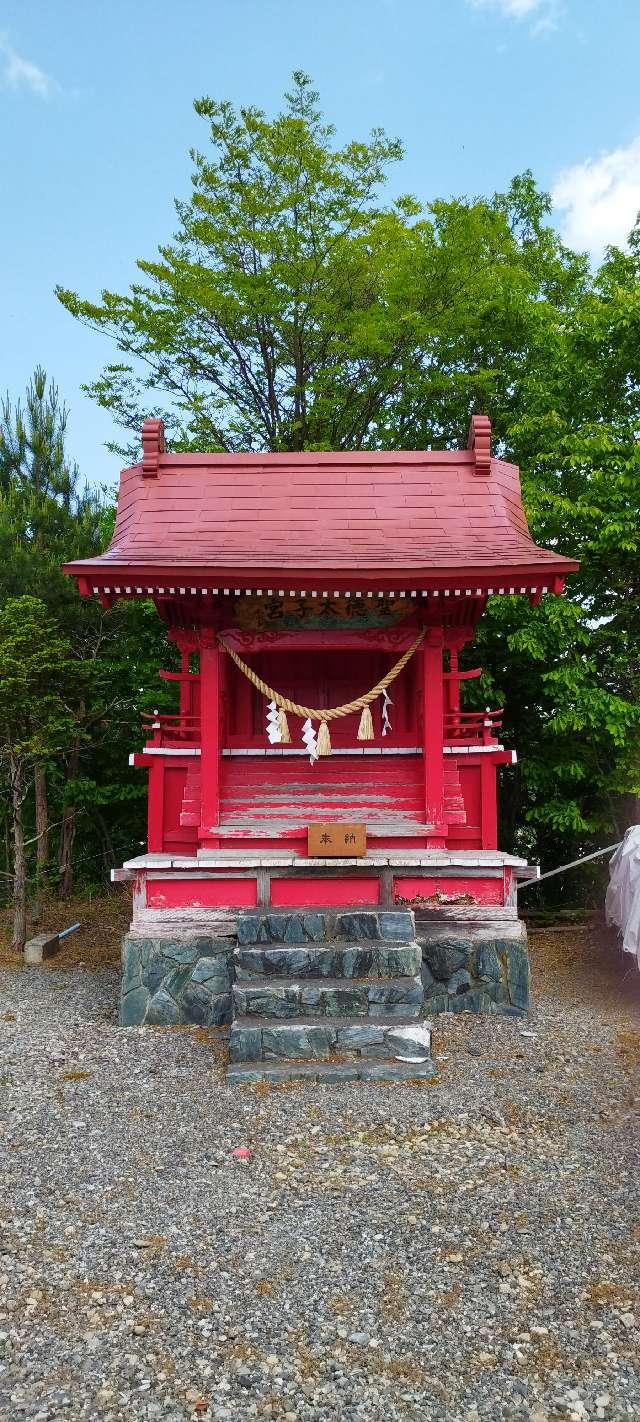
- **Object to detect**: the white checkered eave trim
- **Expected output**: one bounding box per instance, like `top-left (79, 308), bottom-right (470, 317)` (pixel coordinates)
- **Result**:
top-left (91, 584), bottom-right (550, 598)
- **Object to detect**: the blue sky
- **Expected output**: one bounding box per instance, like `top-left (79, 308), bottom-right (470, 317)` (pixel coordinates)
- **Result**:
top-left (1, 0), bottom-right (639, 489)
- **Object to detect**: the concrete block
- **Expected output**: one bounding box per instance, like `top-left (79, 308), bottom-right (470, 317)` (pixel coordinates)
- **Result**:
top-left (24, 933), bottom-right (61, 965)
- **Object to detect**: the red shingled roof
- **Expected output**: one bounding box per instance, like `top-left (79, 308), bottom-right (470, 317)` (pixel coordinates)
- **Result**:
top-left (65, 417), bottom-right (578, 593)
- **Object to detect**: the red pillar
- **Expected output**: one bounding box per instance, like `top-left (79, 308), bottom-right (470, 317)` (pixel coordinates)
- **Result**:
top-left (147, 760), bottom-right (165, 853)
top-left (198, 630), bottom-right (221, 846)
top-left (422, 627), bottom-right (446, 843)
top-left (480, 756), bottom-right (498, 849)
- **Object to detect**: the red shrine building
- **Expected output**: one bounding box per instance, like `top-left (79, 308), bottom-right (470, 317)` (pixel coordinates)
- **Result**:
top-left (65, 415), bottom-right (578, 924)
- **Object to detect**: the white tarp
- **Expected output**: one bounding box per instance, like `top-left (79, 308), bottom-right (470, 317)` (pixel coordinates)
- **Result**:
top-left (605, 826), bottom-right (640, 967)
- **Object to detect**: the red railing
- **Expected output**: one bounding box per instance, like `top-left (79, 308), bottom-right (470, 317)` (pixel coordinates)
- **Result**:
top-left (141, 707), bottom-right (504, 749)
top-left (141, 711), bottom-right (201, 746)
top-left (444, 708), bottom-right (503, 745)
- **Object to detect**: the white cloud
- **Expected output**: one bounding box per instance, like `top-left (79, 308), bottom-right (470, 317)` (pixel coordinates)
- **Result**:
top-left (471, 0), bottom-right (543, 14)
top-left (0, 36), bottom-right (59, 99)
top-left (468, 0), bottom-right (560, 31)
top-left (552, 137), bottom-right (640, 257)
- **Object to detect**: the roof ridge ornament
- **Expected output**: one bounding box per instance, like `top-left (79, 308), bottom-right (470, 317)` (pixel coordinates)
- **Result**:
top-left (467, 413), bottom-right (492, 477)
top-left (141, 418), bottom-right (166, 478)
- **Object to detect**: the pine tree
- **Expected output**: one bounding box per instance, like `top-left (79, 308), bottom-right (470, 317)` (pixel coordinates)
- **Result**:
top-left (0, 598), bottom-right (77, 949)
top-left (0, 367), bottom-right (102, 899)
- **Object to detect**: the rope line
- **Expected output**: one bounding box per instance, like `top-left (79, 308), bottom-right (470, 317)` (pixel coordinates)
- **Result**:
top-left (219, 630), bottom-right (425, 722)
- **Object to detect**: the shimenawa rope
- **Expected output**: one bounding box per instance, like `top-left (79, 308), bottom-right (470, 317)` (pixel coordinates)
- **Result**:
top-left (219, 629), bottom-right (425, 755)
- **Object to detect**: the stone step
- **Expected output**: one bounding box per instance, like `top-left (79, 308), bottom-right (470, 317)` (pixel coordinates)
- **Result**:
top-left (236, 908), bottom-right (415, 948)
top-left (232, 974), bottom-right (423, 1021)
top-left (227, 1057), bottom-right (436, 1085)
top-left (236, 940), bottom-right (422, 981)
top-left (229, 1014), bottom-right (432, 1064)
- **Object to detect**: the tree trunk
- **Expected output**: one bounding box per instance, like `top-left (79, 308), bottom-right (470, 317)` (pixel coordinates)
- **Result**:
top-left (31, 763), bottom-right (49, 922)
top-left (500, 761), bottom-right (522, 855)
top-left (625, 795), bottom-right (640, 830)
top-left (611, 793), bottom-right (640, 838)
top-left (58, 736), bottom-right (81, 900)
top-left (34, 764), bottom-right (49, 871)
top-left (93, 808), bottom-right (116, 878)
top-left (58, 806), bottom-right (77, 900)
top-left (10, 754), bottom-right (27, 952)
top-left (3, 812), bottom-right (10, 901)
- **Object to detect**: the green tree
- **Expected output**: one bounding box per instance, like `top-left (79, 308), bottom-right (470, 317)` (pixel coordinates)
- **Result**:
top-left (0, 370), bottom-right (168, 906)
top-left (0, 368), bottom-right (103, 895)
top-left (1, 364), bottom-right (76, 502)
top-left (0, 598), bottom-right (77, 948)
top-left (57, 73), bottom-right (412, 452)
top-left (471, 233), bottom-right (640, 877)
top-left (59, 77), bottom-right (585, 457)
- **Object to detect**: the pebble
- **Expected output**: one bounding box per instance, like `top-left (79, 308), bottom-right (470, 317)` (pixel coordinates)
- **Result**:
top-left (0, 941), bottom-right (638, 1422)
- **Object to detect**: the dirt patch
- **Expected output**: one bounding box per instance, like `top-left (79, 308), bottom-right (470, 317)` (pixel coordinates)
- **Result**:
top-left (527, 914), bottom-right (640, 1021)
top-left (0, 888), bottom-right (130, 970)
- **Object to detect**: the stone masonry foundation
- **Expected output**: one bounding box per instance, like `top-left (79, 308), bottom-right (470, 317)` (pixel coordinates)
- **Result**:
top-left (119, 913), bottom-right (530, 1029)
top-left (416, 917), bottom-right (530, 1016)
top-left (119, 933), bottom-right (235, 1027)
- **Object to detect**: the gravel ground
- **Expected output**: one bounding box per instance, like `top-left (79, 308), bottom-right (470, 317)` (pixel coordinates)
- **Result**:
top-left (0, 922), bottom-right (638, 1422)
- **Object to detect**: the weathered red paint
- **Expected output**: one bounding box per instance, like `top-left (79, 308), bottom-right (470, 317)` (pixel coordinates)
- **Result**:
top-left (146, 877), bottom-right (258, 910)
top-left (270, 878), bottom-right (380, 907)
top-left (392, 876), bottom-right (504, 906)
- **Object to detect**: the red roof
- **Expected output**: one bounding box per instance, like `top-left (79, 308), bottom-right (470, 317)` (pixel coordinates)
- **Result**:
top-left (65, 417), bottom-right (578, 594)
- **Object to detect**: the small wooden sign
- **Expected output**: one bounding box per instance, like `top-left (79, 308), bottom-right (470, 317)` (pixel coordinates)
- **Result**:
top-left (307, 823), bottom-right (367, 858)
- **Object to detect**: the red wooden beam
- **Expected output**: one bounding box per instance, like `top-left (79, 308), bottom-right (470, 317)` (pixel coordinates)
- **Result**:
top-left (198, 631), bottom-right (221, 844)
top-left (422, 627), bottom-right (445, 838)
top-left (220, 627), bottom-right (421, 653)
top-left (64, 561), bottom-right (577, 589)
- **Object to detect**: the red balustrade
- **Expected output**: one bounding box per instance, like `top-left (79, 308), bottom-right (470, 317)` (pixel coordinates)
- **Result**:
top-left (141, 711), bottom-right (201, 746)
top-left (444, 708), bottom-right (503, 745)
top-left (142, 706), bottom-right (503, 750)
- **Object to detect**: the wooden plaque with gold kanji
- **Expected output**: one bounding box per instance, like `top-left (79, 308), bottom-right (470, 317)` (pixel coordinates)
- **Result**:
top-left (307, 823), bottom-right (367, 858)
